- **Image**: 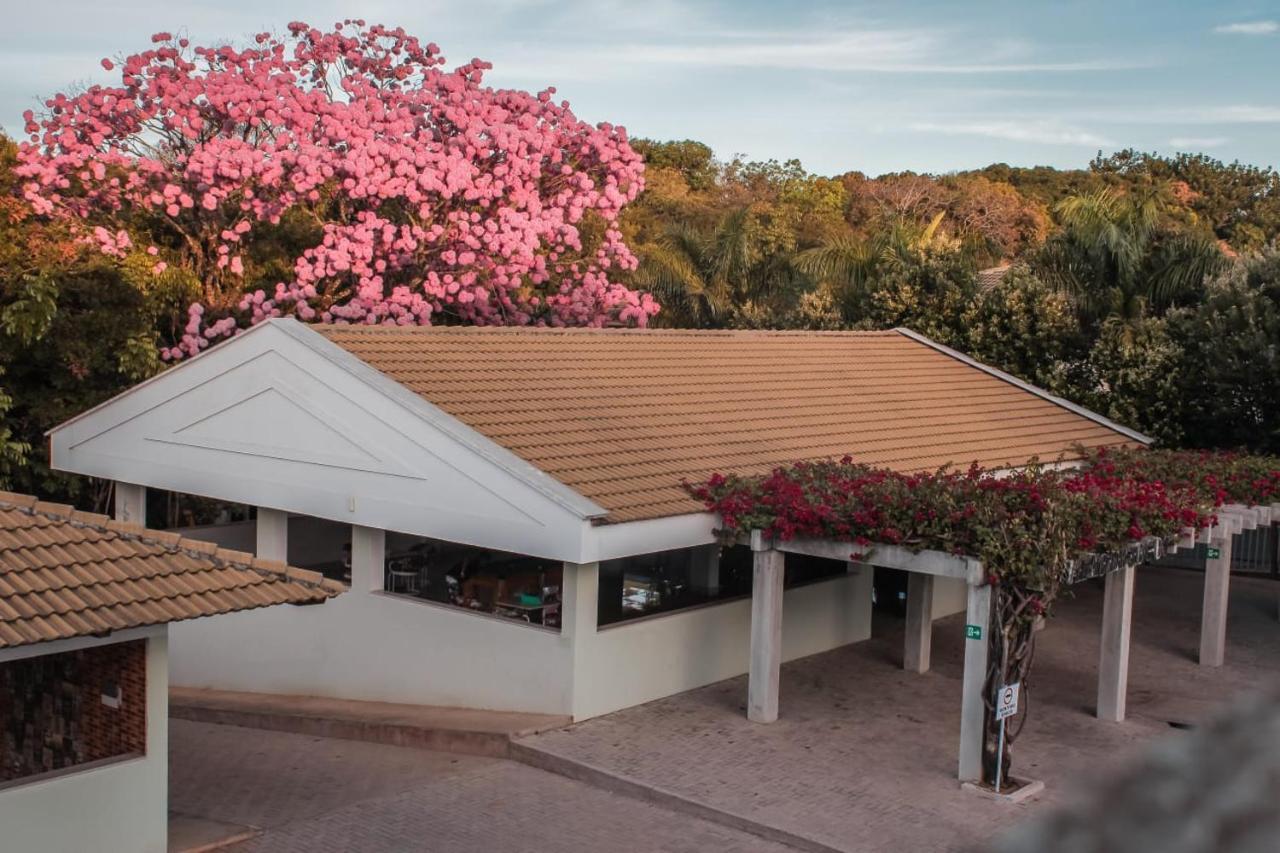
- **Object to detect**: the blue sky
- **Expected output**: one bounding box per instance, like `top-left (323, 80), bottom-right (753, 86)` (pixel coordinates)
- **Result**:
top-left (3, 1), bottom-right (1277, 176)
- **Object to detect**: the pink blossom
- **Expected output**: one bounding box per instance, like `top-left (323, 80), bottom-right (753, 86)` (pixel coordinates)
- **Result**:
top-left (16, 21), bottom-right (657, 359)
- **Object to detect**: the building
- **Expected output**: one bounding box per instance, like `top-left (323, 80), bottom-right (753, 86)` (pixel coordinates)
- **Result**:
top-left (47, 320), bottom-right (1145, 722)
top-left (0, 492), bottom-right (342, 853)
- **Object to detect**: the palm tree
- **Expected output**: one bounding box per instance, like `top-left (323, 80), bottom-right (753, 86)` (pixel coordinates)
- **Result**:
top-left (1035, 188), bottom-right (1226, 326)
top-left (633, 207), bottom-right (802, 327)
top-left (792, 212), bottom-right (957, 321)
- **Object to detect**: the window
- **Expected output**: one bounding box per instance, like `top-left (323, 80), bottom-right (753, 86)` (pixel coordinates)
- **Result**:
top-left (597, 547), bottom-right (852, 627)
top-left (380, 536), bottom-right (564, 629)
top-left (0, 640), bottom-right (146, 785)
top-left (598, 545), bottom-right (753, 626)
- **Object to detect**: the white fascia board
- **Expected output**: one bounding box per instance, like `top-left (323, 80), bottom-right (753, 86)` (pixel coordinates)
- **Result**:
top-left (271, 320), bottom-right (607, 521)
top-left (579, 512), bottom-right (720, 563)
top-left (0, 625), bottom-right (165, 664)
top-left (894, 327), bottom-right (1154, 446)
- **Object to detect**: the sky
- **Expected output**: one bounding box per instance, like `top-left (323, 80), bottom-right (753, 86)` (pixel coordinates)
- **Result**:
top-left (2, 0), bottom-right (1278, 177)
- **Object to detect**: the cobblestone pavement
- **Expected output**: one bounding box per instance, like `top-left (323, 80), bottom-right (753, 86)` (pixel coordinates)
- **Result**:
top-left (520, 567), bottom-right (1280, 853)
top-left (169, 719), bottom-right (794, 853)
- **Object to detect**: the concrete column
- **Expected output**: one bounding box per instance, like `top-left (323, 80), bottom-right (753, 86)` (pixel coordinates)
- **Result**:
top-left (1199, 533), bottom-right (1233, 667)
top-left (255, 507), bottom-right (288, 562)
top-left (689, 544), bottom-right (721, 595)
top-left (561, 561), bottom-right (599, 641)
top-left (1097, 564), bottom-right (1136, 721)
top-left (113, 481), bottom-right (146, 526)
top-left (958, 581), bottom-right (992, 782)
top-left (351, 525), bottom-right (385, 592)
top-left (564, 561), bottom-right (600, 721)
top-left (904, 572), bottom-right (935, 673)
top-left (847, 561), bottom-right (874, 639)
top-left (1274, 521), bottom-right (1280, 621)
top-left (748, 536), bottom-right (785, 723)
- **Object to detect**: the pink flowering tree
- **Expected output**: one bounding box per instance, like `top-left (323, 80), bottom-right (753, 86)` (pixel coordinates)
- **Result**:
top-left (17, 21), bottom-right (658, 359)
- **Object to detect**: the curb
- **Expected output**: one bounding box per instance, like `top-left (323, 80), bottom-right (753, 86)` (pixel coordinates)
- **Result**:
top-left (170, 702), bottom-right (515, 759)
top-left (508, 740), bottom-right (845, 853)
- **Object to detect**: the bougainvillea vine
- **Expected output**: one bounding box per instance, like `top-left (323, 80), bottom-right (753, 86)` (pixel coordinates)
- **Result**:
top-left (688, 446), bottom-right (1280, 789)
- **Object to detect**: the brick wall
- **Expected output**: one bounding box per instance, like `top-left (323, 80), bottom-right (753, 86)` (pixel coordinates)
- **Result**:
top-left (0, 639), bottom-right (147, 783)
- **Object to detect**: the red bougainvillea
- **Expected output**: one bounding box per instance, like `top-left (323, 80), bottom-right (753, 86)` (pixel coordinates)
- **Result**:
top-left (689, 446), bottom-right (1280, 790)
top-left (687, 447), bottom-right (1254, 580)
top-left (16, 21), bottom-right (658, 359)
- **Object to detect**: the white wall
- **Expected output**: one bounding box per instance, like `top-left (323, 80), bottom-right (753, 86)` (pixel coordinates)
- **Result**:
top-left (571, 570), bottom-right (873, 720)
top-left (0, 631), bottom-right (169, 853)
top-left (169, 518), bottom-right (574, 713)
top-left (170, 590), bottom-right (574, 714)
top-left (931, 576), bottom-right (968, 620)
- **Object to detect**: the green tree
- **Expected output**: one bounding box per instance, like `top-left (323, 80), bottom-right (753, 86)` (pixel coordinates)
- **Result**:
top-left (634, 207), bottom-right (809, 327)
top-left (0, 133), bottom-right (171, 501)
top-left (1092, 150), bottom-right (1280, 252)
top-left (1161, 253), bottom-right (1280, 451)
top-left (1034, 188), bottom-right (1227, 328)
top-left (961, 268), bottom-right (1088, 391)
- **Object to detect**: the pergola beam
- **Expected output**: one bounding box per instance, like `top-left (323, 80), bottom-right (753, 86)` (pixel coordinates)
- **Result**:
top-left (765, 534), bottom-right (980, 583)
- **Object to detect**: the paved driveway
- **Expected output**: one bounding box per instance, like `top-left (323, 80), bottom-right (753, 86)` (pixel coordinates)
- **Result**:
top-left (170, 566), bottom-right (1280, 852)
top-left (169, 719), bottom-right (792, 852)
top-left (519, 567), bottom-right (1280, 852)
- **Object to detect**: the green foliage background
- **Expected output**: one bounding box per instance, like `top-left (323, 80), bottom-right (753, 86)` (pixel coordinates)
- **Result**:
top-left (4, 131), bottom-right (1280, 506)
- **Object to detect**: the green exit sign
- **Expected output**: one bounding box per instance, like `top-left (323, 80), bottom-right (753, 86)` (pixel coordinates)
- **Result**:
top-left (1206, 546), bottom-right (1221, 559)
top-left (965, 624), bottom-right (983, 640)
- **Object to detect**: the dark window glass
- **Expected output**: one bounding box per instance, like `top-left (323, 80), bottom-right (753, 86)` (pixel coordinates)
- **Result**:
top-left (598, 545), bottom-right (754, 626)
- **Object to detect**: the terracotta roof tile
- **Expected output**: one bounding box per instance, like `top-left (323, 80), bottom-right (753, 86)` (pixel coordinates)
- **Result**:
top-left (312, 326), bottom-right (1140, 523)
top-left (0, 494), bottom-right (344, 649)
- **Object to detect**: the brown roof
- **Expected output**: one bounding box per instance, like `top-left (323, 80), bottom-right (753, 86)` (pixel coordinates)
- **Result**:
top-left (311, 326), bottom-right (1141, 524)
top-left (0, 492), bottom-right (343, 649)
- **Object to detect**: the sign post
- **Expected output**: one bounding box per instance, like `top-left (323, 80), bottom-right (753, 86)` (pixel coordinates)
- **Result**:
top-left (994, 682), bottom-right (1020, 792)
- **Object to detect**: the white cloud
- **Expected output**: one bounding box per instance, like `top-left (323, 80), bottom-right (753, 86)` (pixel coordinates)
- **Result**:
top-left (909, 119), bottom-right (1114, 147)
top-left (492, 25), bottom-right (1152, 79)
top-left (1169, 136), bottom-right (1228, 148)
top-left (1213, 21), bottom-right (1278, 35)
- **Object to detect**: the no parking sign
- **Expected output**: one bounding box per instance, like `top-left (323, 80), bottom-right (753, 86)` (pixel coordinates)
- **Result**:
top-left (996, 682), bottom-right (1020, 721)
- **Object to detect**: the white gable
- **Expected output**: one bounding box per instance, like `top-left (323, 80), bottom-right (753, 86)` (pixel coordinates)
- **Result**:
top-left (50, 321), bottom-right (601, 561)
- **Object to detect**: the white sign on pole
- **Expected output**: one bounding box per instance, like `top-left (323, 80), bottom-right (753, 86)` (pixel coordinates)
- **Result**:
top-left (996, 682), bottom-right (1020, 721)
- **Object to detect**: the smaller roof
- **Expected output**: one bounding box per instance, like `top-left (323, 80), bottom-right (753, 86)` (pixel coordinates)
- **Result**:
top-left (0, 492), bottom-right (343, 649)
top-left (977, 264), bottom-right (1013, 292)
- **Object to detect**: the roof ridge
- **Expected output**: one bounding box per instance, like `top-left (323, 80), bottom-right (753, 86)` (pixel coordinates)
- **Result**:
top-left (0, 491), bottom-right (343, 595)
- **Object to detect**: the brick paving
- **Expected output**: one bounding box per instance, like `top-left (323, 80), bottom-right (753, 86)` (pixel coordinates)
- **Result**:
top-left (169, 719), bottom-right (793, 852)
top-left (169, 567), bottom-right (1280, 852)
top-left (519, 567), bottom-right (1280, 852)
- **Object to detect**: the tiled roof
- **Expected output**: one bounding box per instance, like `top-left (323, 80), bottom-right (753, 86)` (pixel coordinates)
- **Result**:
top-left (0, 493), bottom-right (343, 649)
top-left (312, 326), bottom-right (1141, 523)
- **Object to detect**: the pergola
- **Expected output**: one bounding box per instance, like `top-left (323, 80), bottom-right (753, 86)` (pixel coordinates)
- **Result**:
top-left (741, 501), bottom-right (1279, 783)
